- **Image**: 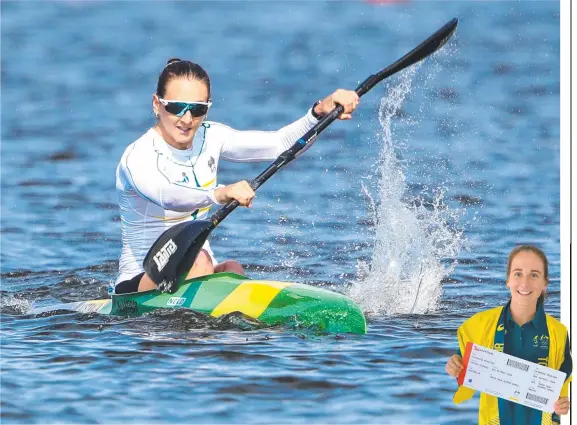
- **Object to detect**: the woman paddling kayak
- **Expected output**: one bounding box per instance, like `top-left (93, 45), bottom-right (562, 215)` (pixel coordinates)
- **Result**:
top-left (112, 58), bottom-right (360, 294)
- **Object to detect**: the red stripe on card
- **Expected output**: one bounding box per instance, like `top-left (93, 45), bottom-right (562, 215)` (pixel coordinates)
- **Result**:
top-left (458, 342), bottom-right (473, 386)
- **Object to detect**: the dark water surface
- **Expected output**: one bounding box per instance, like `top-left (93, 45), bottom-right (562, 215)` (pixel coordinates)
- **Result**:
top-left (1, 1), bottom-right (561, 424)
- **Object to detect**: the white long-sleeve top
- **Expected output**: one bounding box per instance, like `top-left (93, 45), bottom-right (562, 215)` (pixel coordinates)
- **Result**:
top-left (113, 110), bottom-right (319, 288)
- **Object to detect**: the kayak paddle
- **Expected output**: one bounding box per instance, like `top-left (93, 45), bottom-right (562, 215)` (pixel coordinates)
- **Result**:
top-left (143, 18), bottom-right (459, 293)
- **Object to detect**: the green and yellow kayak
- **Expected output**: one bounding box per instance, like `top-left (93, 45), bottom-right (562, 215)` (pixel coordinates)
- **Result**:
top-left (32, 272), bottom-right (367, 334)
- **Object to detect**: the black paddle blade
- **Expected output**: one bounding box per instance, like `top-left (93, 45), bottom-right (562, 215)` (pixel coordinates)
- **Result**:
top-left (377, 18), bottom-right (458, 80)
top-left (143, 219), bottom-right (213, 292)
top-left (356, 18), bottom-right (458, 97)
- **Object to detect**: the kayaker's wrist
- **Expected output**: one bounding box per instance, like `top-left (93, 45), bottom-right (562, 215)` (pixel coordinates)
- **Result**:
top-left (311, 100), bottom-right (323, 120)
top-left (210, 186), bottom-right (227, 205)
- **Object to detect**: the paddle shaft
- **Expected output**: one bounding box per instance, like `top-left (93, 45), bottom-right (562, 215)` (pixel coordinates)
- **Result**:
top-left (209, 17), bottom-right (458, 229)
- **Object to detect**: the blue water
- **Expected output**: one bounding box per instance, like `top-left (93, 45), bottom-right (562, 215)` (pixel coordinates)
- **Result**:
top-left (1, 1), bottom-right (562, 424)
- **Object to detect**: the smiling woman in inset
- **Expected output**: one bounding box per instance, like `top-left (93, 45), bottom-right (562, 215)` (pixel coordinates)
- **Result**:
top-left (112, 59), bottom-right (360, 294)
top-left (446, 245), bottom-right (572, 425)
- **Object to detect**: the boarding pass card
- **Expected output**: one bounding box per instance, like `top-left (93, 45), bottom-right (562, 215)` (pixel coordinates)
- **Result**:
top-left (457, 342), bottom-right (566, 413)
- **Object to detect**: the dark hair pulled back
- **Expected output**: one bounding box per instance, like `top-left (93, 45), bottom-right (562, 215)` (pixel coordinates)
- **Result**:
top-left (156, 58), bottom-right (211, 100)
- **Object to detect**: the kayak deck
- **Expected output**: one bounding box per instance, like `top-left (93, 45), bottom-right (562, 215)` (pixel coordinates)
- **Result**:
top-left (33, 273), bottom-right (367, 334)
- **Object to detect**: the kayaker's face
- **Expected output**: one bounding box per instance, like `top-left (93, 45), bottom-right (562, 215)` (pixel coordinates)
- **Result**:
top-left (153, 77), bottom-right (209, 150)
top-left (506, 250), bottom-right (547, 308)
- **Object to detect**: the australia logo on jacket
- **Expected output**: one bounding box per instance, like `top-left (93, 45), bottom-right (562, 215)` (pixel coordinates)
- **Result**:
top-left (533, 334), bottom-right (549, 349)
top-left (208, 156), bottom-right (216, 172)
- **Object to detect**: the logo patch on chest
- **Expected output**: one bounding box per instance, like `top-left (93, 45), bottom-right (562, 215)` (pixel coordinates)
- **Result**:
top-left (533, 334), bottom-right (549, 349)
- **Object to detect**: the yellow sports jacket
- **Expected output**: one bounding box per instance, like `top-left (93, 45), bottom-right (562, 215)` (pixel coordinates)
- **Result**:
top-left (452, 306), bottom-right (571, 425)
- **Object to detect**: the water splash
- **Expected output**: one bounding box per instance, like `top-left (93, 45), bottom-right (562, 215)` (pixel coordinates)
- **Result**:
top-left (348, 65), bottom-right (464, 315)
top-left (0, 293), bottom-right (33, 315)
